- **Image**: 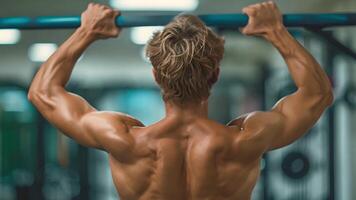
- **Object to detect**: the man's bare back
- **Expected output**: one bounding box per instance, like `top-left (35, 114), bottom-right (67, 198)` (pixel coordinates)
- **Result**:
top-left (108, 113), bottom-right (262, 200)
top-left (28, 2), bottom-right (333, 199)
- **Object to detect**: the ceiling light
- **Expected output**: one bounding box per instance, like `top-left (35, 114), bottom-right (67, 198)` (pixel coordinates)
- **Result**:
top-left (28, 43), bottom-right (58, 62)
top-left (0, 29), bottom-right (21, 45)
top-left (130, 26), bottom-right (163, 45)
top-left (110, 0), bottom-right (199, 11)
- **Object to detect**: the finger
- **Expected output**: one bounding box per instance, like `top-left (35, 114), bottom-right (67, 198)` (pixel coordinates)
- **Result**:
top-left (238, 27), bottom-right (245, 34)
top-left (100, 4), bottom-right (111, 10)
top-left (103, 9), bottom-right (112, 16)
top-left (270, 1), bottom-right (278, 8)
top-left (111, 29), bottom-right (120, 38)
top-left (245, 3), bottom-right (262, 9)
top-left (88, 3), bottom-right (94, 8)
top-left (242, 7), bottom-right (257, 17)
top-left (264, 0), bottom-right (277, 9)
top-left (250, 3), bottom-right (263, 9)
top-left (114, 10), bottom-right (121, 17)
top-left (239, 27), bottom-right (251, 35)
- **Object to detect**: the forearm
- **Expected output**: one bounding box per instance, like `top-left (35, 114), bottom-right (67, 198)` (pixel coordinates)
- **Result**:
top-left (29, 28), bottom-right (94, 94)
top-left (265, 27), bottom-right (332, 95)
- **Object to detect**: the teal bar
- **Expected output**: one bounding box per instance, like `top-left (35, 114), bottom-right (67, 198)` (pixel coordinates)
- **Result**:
top-left (0, 13), bottom-right (355, 29)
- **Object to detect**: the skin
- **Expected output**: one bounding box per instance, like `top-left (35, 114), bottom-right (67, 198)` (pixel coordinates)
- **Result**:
top-left (28, 2), bottom-right (333, 200)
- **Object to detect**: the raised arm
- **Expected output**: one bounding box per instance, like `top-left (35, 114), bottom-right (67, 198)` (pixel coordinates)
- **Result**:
top-left (28, 3), bottom-right (142, 155)
top-left (232, 2), bottom-right (333, 151)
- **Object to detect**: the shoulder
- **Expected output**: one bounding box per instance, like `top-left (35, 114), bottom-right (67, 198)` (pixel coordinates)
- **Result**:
top-left (81, 111), bottom-right (145, 132)
top-left (228, 111), bottom-right (284, 151)
top-left (81, 111), bottom-right (145, 158)
top-left (226, 112), bottom-right (283, 159)
top-left (113, 112), bottom-right (145, 127)
top-left (228, 111), bottom-right (282, 131)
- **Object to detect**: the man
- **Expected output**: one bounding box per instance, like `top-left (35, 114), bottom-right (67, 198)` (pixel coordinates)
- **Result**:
top-left (28, 2), bottom-right (333, 200)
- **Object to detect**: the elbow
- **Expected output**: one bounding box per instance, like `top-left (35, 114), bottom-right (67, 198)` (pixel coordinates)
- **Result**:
top-left (28, 84), bottom-right (58, 103)
top-left (322, 80), bottom-right (334, 106)
top-left (27, 92), bottom-right (33, 102)
top-left (314, 83), bottom-right (334, 107)
top-left (28, 81), bottom-right (39, 102)
top-left (27, 87), bottom-right (35, 102)
top-left (27, 89), bottom-right (55, 110)
top-left (316, 88), bottom-right (334, 107)
top-left (27, 89), bottom-right (41, 104)
top-left (27, 88), bottom-right (49, 104)
top-left (28, 87), bottom-right (58, 110)
top-left (324, 89), bottom-right (334, 107)
top-left (305, 88), bottom-right (334, 108)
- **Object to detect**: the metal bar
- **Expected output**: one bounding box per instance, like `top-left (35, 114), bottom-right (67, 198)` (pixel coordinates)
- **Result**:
top-left (0, 13), bottom-right (356, 29)
top-left (309, 29), bottom-right (356, 60)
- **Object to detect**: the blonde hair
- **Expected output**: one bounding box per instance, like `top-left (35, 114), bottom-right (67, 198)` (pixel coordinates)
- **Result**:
top-left (146, 14), bottom-right (225, 104)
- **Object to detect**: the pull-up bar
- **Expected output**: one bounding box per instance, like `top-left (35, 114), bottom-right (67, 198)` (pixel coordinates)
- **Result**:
top-left (0, 13), bottom-right (356, 29)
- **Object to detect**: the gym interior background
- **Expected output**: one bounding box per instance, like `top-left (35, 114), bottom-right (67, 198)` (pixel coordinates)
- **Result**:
top-left (0, 0), bottom-right (355, 199)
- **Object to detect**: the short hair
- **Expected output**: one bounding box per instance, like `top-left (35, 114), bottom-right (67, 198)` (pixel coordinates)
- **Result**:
top-left (146, 14), bottom-right (225, 104)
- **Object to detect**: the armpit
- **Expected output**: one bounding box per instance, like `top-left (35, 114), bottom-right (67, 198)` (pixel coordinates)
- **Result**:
top-left (227, 113), bottom-right (250, 130)
top-left (122, 114), bottom-right (145, 127)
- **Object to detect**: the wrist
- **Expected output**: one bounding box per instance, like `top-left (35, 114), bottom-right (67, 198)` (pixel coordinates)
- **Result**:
top-left (263, 25), bottom-right (288, 42)
top-left (76, 27), bottom-right (97, 43)
top-left (62, 27), bottom-right (96, 58)
top-left (264, 25), bottom-right (297, 57)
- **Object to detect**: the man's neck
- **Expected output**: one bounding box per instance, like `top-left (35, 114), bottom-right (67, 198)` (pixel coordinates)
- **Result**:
top-left (164, 100), bottom-right (209, 119)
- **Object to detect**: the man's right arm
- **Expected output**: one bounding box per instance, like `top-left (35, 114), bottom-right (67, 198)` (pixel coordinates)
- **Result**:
top-left (28, 3), bottom-right (142, 158)
top-left (265, 26), bottom-right (333, 149)
top-left (235, 2), bottom-right (333, 151)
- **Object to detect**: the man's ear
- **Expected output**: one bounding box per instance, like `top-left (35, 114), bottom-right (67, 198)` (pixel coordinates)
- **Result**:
top-left (152, 68), bottom-right (159, 83)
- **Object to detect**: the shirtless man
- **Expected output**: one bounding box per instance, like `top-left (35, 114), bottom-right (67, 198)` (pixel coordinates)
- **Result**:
top-left (28, 2), bottom-right (333, 200)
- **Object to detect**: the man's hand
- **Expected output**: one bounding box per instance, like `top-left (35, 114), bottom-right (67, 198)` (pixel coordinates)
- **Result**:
top-left (240, 1), bottom-right (284, 37)
top-left (80, 3), bottom-right (121, 40)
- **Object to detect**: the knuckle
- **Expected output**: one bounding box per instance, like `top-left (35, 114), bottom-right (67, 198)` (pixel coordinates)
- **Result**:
top-left (249, 9), bottom-right (257, 16)
top-left (268, 1), bottom-right (276, 7)
top-left (103, 10), bottom-right (112, 16)
top-left (243, 8), bottom-right (255, 16)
